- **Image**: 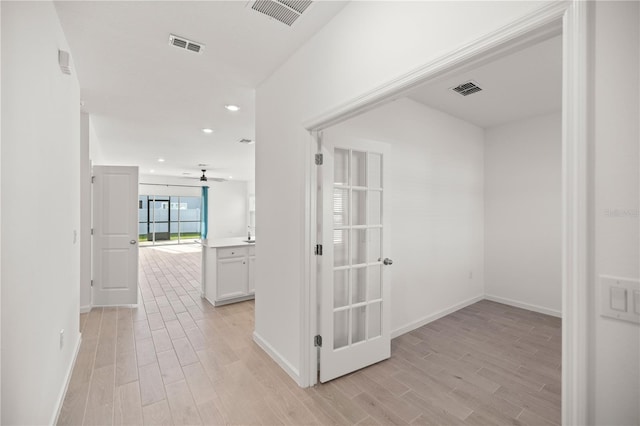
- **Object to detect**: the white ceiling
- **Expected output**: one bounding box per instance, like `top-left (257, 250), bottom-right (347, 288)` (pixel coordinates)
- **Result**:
top-left (54, 1), bottom-right (348, 181)
top-left (407, 35), bottom-right (562, 129)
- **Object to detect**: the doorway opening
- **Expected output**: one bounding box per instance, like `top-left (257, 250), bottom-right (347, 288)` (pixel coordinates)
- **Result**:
top-left (138, 195), bottom-right (202, 246)
top-left (303, 3), bottom-right (589, 425)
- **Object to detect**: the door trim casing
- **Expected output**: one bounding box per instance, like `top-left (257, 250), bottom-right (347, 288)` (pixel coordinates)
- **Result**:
top-left (301, 2), bottom-right (590, 425)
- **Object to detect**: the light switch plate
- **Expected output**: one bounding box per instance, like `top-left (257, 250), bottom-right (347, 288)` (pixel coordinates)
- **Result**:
top-left (610, 287), bottom-right (627, 312)
top-left (601, 276), bottom-right (640, 324)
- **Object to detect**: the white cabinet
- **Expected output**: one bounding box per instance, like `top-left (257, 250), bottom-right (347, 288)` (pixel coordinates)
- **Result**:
top-left (202, 243), bottom-right (255, 306)
top-left (248, 255), bottom-right (256, 294)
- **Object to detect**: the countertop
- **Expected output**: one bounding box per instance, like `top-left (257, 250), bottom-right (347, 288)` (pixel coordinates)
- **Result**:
top-left (202, 237), bottom-right (256, 248)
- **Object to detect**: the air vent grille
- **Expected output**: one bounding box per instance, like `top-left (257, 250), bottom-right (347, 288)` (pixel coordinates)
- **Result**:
top-left (249, 0), bottom-right (312, 26)
top-left (239, 138), bottom-right (254, 144)
top-left (451, 81), bottom-right (483, 96)
top-left (278, 0), bottom-right (312, 14)
top-left (169, 34), bottom-right (205, 54)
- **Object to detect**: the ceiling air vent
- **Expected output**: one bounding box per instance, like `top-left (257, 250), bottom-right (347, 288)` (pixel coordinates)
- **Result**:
top-left (248, 0), bottom-right (313, 26)
top-left (239, 138), bottom-right (255, 144)
top-left (169, 34), bottom-right (205, 54)
top-left (451, 80), bottom-right (483, 96)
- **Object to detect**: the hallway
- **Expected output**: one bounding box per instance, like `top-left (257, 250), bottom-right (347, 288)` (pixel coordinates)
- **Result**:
top-left (58, 245), bottom-right (560, 425)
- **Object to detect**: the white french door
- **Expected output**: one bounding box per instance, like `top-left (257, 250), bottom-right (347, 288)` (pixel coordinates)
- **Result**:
top-left (319, 132), bottom-right (391, 383)
top-left (92, 165), bottom-right (139, 306)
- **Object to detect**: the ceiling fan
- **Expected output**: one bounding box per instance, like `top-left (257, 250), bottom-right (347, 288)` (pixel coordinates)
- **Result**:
top-left (196, 169), bottom-right (226, 183)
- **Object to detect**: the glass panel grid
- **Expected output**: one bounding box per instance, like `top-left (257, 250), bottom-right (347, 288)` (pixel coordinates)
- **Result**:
top-left (332, 147), bottom-right (385, 350)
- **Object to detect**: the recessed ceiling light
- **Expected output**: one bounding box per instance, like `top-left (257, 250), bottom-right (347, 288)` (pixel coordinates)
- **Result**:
top-left (150, 169), bottom-right (155, 173)
top-left (157, 158), bottom-right (165, 162)
top-left (202, 128), bottom-right (213, 134)
top-left (224, 104), bottom-right (240, 112)
top-left (228, 176), bottom-right (233, 179)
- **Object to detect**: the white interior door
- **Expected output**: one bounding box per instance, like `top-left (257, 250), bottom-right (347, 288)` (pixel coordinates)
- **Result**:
top-left (320, 133), bottom-right (391, 383)
top-left (92, 165), bottom-right (139, 306)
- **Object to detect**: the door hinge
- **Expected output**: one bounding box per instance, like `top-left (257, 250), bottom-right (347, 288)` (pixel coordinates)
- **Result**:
top-left (315, 153), bottom-right (323, 165)
top-left (91, 228), bottom-right (94, 235)
top-left (91, 176), bottom-right (95, 183)
top-left (90, 279), bottom-right (93, 287)
top-left (314, 335), bottom-right (322, 347)
top-left (314, 244), bottom-right (323, 256)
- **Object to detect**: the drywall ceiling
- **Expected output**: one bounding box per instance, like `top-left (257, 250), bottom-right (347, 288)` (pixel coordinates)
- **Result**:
top-left (54, 1), bottom-right (347, 181)
top-left (407, 35), bottom-right (562, 129)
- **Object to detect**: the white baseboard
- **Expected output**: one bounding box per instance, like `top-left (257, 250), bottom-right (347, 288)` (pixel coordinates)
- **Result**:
top-left (253, 331), bottom-right (301, 386)
top-left (391, 294), bottom-right (484, 339)
top-left (52, 334), bottom-right (82, 425)
top-left (79, 304), bottom-right (92, 314)
top-left (484, 294), bottom-right (562, 318)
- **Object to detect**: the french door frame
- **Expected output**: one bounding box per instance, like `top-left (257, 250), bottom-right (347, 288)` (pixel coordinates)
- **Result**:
top-left (301, 2), bottom-right (590, 425)
top-left (147, 197), bottom-right (171, 242)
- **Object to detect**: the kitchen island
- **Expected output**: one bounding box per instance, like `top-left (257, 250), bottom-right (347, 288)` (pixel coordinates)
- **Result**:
top-left (201, 237), bottom-right (255, 306)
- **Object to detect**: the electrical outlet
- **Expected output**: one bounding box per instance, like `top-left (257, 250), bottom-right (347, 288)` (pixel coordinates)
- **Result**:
top-left (60, 329), bottom-right (64, 349)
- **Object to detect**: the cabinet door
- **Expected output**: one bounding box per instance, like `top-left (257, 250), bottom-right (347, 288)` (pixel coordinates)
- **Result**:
top-left (248, 255), bottom-right (256, 294)
top-left (217, 257), bottom-right (248, 300)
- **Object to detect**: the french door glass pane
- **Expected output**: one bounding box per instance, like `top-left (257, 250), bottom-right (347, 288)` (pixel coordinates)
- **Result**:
top-left (333, 188), bottom-right (349, 227)
top-left (334, 270), bottom-right (349, 309)
top-left (331, 145), bottom-right (385, 353)
top-left (368, 191), bottom-right (382, 225)
top-left (368, 153), bottom-right (382, 189)
top-left (368, 265), bottom-right (382, 301)
top-left (352, 151), bottom-right (367, 187)
top-left (368, 228), bottom-right (382, 263)
top-left (352, 189), bottom-right (366, 226)
top-left (334, 148), bottom-right (349, 185)
top-left (334, 310), bottom-right (349, 349)
top-left (334, 229), bottom-right (349, 267)
top-left (351, 267), bottom-right (366, 304)
top-left (368, 302), bottom-right (382, 338)
top-left (352, 306), bottom-right (366, 344)
top-left (351, 229), bottom-right (367, 265)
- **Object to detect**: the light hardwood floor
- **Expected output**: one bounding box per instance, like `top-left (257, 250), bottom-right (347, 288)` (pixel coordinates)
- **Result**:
top-left (58, 244), bottom-right (561, 426)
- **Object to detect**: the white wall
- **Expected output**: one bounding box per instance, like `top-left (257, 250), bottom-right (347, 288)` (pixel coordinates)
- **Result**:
top-left (139, 174), bottom-right (202, 198)
top-left (329, 98), bottom-right (485, 335)
top-left (208, 180), bottom-right (248, 240)
top-left (80, 113), bottom-right (92, 312)
top-left (138, 176), bottom-right (248, 240)
top-left (484, 112), bottom-right (562, 316)
top-left (256, 0), bottom-right (548, 384)
top-left (1, 2), bottom-right (81, 424)
top-left (88, 117), bottom-right (106, 164)
top-left (591, 2), bottom-right (640, 424)
top-left (0, 2), bottom-right (3, 420)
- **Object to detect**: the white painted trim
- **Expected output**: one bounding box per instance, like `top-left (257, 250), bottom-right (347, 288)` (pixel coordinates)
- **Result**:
top-left (51, 334), bottom-right (82, 426)
top-left (303, 131), bottom-right (321, 388)
top-left (91, 303), bottom-right (138, 309)
top-left (561, 2), bottom-right (590, 425)
top-left (253, 331), bottom-right (301, 386)
top-left (79, 304), bottom-right (92, 314)
top-left (391, 295), bottom-right (484, 339)
top-left (484, 295), bottom-right (562, 318)
top-left (299, 131), bottom-right (315, 388)
top-left (300, 5), bottom-right (589, 423)
top-left (303, 2), bottom-right (568, 132)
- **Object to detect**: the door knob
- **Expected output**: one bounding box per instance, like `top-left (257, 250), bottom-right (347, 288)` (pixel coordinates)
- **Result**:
top-left (130, 240), bottom-right (137, 245)
top-left (383, 258), bottom-right (393, 265)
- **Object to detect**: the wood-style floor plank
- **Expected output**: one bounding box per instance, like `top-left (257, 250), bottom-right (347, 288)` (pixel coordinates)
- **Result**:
top-left (58, 244), bottom-right (561, 426)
